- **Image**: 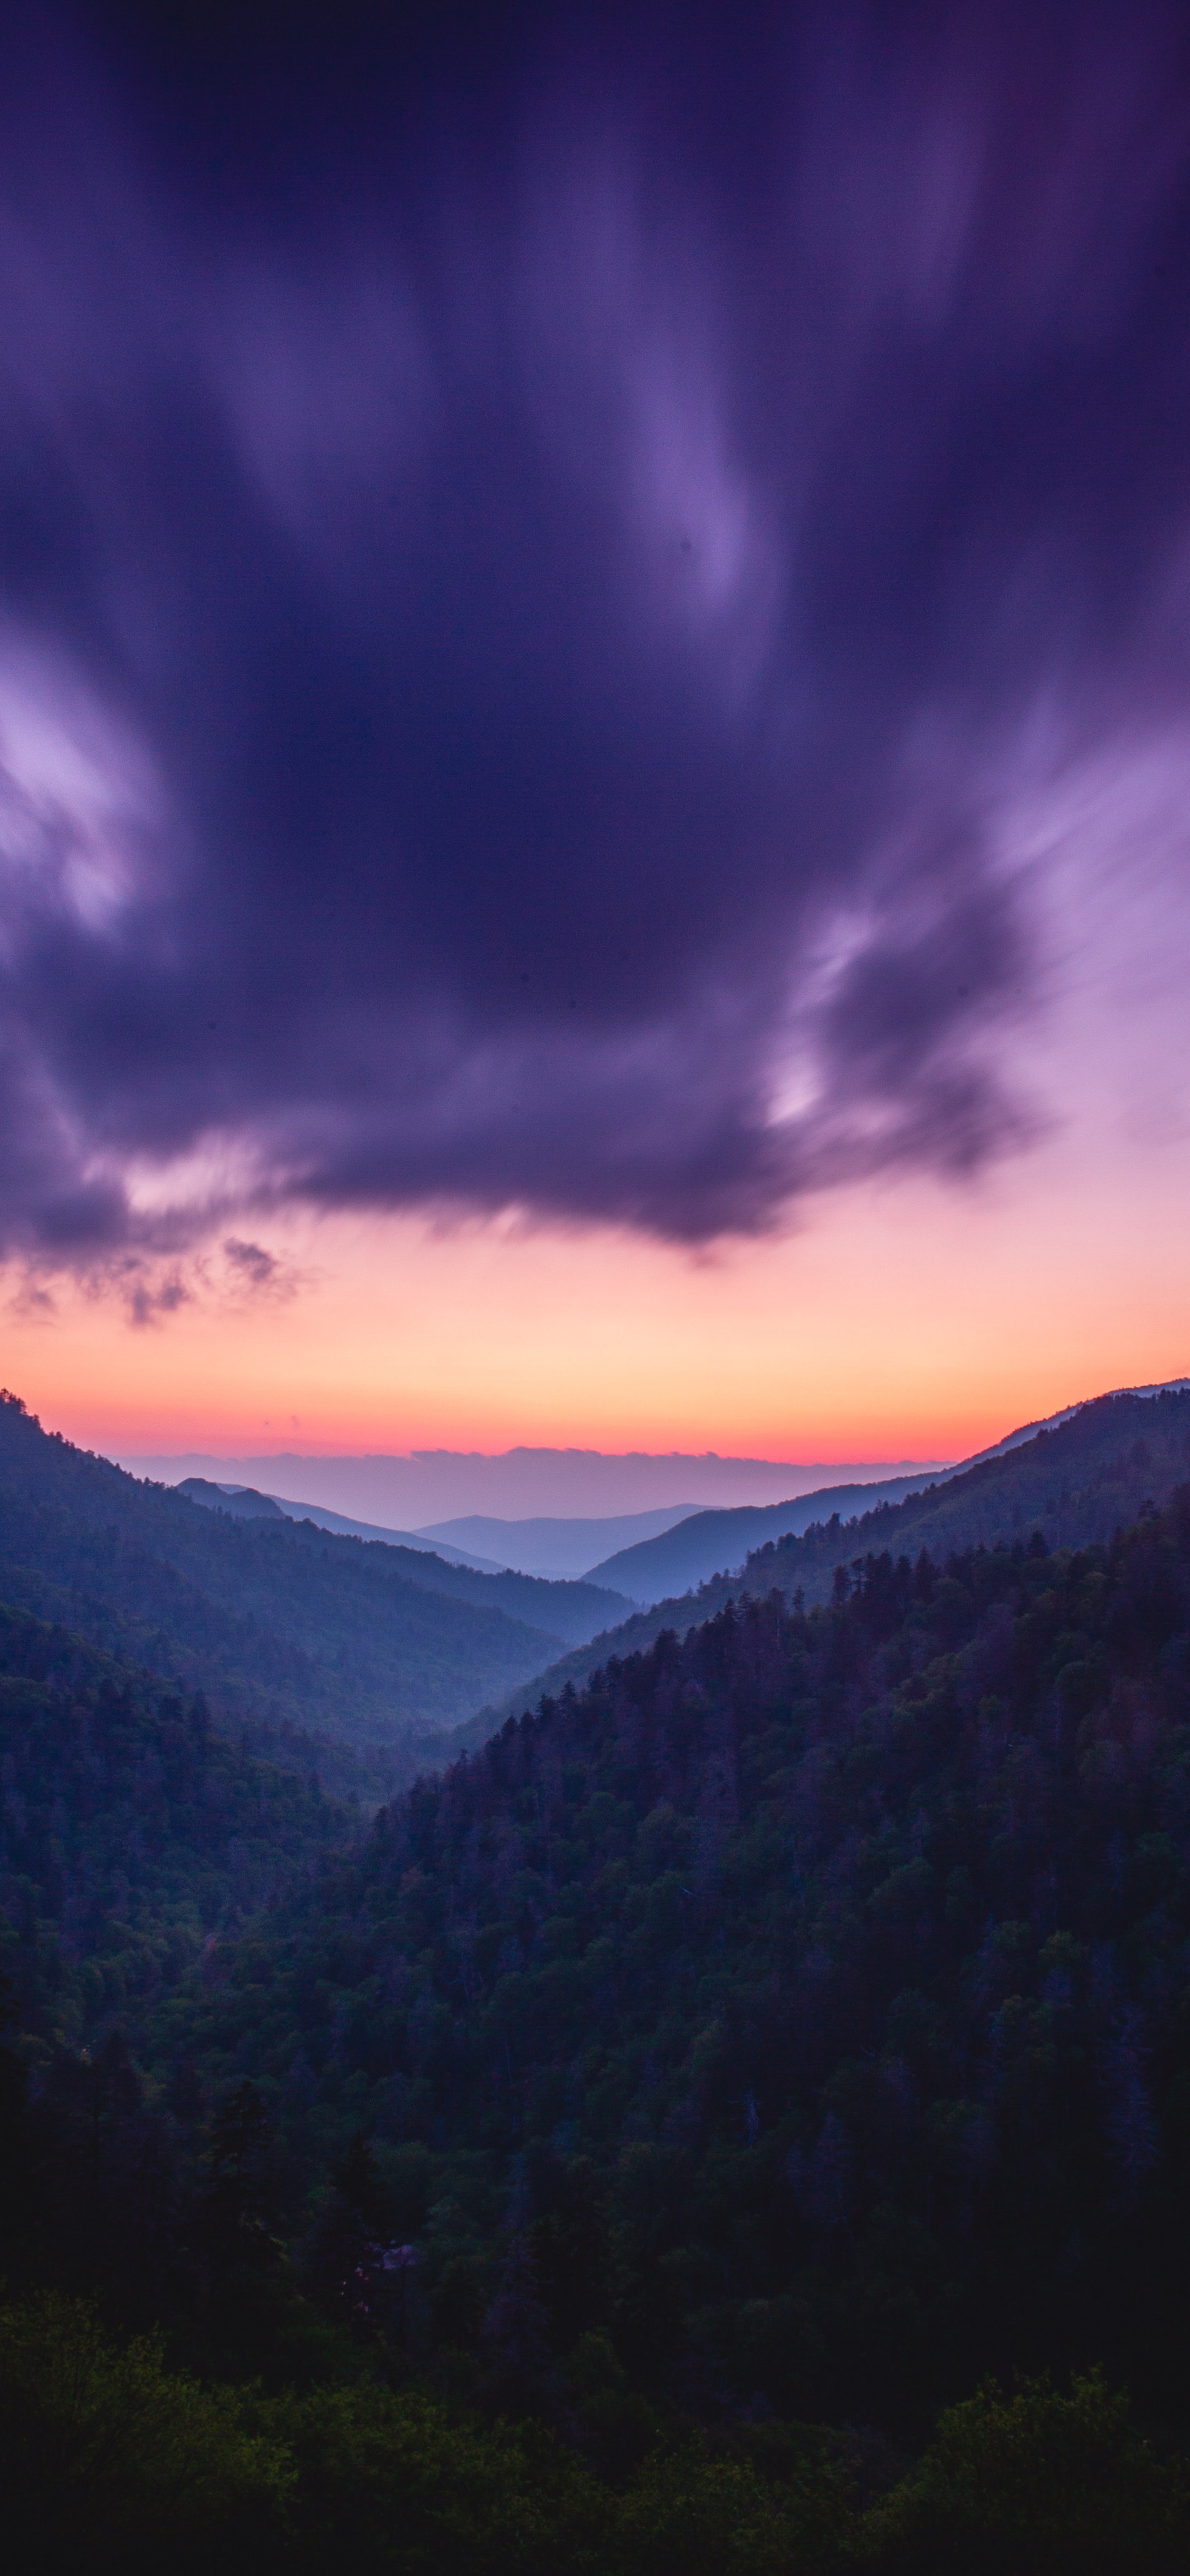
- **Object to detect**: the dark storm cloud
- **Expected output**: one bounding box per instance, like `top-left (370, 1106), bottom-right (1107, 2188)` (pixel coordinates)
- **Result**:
top-left (0, 1), bottom-right (1188, 1263)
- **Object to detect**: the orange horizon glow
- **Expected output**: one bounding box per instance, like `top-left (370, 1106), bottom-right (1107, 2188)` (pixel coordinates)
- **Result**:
top-left (6, 920), bottom-right (1188, 1472)
top-left (6, 1085), bottom-right (1188, 1467)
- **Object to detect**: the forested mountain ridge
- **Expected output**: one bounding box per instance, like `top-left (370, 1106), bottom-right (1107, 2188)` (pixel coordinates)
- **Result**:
top-left (177, 1472), bottom-right (629, 1641)
top-left (152, 1482), bottom-right (1190, 2435)
top-left (470, 1389), bottom-right (1190, 1735)
top-left (180, 1476), bottom-right (541, 1576)
top-left (8, 1454), bottom-right (1190, 2561)
top-left (0, 1395), bottom-right (626, 1763)
top-left (753, 1384), bottom-right (1190, 1586)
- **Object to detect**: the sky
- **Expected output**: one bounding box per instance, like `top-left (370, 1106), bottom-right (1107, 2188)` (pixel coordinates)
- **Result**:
top-left (1, 0), bottom-right (1189, 1475)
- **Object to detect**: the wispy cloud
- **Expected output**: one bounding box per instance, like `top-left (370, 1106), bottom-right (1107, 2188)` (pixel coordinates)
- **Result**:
top-left (0, 4), bottom-right (1185, 1282)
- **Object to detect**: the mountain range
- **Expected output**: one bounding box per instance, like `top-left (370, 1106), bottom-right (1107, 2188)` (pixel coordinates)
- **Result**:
top-left (7, 1369), bottom-right (1190, 2568)
top-left (177, 1477), bottom-right (508, 1571)
top-left (466, 1382), bottom-right (1190, 1736)
top-left (0, 1397), bottom-right (631, 1786)
top-left (4, 1384), bottom-right (1185, 1790)
top-left (413, 1505), bottom-right (705, 1579)
top-left (580, 1377), bottom-right (1190, 1602)
top-left (116, 1444), bottom-right (953, 1527)
top-left (156, 1470), bottom-right (1190, 2434)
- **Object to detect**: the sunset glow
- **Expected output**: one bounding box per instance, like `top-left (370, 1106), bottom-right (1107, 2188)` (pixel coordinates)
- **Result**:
top-left (14, 1103), bottom-right (1189, 1468)
top-left (0, 6), bottom-right (1186, 1475)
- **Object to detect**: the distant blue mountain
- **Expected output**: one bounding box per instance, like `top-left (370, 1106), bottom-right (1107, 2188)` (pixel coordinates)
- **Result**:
top-left (416, 1504), bottom-right (705, 1578)
top-left (585, 1473), bottom-right (941, 1601)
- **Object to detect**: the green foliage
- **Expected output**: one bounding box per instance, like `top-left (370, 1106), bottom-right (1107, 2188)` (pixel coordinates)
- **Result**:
top-left (261, 2377), bottom-right (616, 2575)
top-left (3, 2223), bottom-right (1190, 2574)
top-left (0, 2290), bottom-right (622, 2576)
top-left (0, 2291), bottom-right (291, 2572)
top-left (860, 2373), bottom-right (1190, 2573)
top-left (618, 2438), bottom-right (850, 2575)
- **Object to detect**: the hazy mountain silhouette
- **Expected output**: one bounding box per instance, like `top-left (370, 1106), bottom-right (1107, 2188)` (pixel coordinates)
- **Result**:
top-left (179, 1476), bottom-right (505, 1569)
top-left (417, 1505), bottom-right (706, 1578)
top-left (0, 1394), bottom-right (629, 1769)
top-left (586, 1473), bottom-right (948, 1600)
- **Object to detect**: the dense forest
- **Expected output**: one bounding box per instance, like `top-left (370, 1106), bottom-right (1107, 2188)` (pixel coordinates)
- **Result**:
top-left (0, 1394), bottom-right (627, 1775)
top-left (0, 1600), bottom-right (343, 2052)
top-left (6, 1390), bottom-right (1190, 2567)
top-left (155, 1485), bottom-right (1190, 2427)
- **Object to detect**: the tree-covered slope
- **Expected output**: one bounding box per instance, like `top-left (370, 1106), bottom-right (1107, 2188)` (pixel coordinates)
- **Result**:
top-left (157, 1490), bottom-right (1190, 2428)
top-left (0, 1394), bottom-right (614, 1755)
top-left (750, 1384), bottom-right (1190, 1593)
top-left (0, 1599), bottom-right (346, 2054)
top-left (8, 1487), bottom-right (1190, 2566)
top-left (471, 1389), bottom-right (1190, 1732)
top-left (178, 1475), bottom-right (630, 1634)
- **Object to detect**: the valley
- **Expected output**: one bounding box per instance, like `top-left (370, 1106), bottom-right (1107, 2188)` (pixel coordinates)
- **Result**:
top-left (4, 1379), bottom-right (1190, 2568)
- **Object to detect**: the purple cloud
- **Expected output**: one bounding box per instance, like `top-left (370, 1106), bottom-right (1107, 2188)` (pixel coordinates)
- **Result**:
top-left (0, 3), bottom-right (1186, 1266)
